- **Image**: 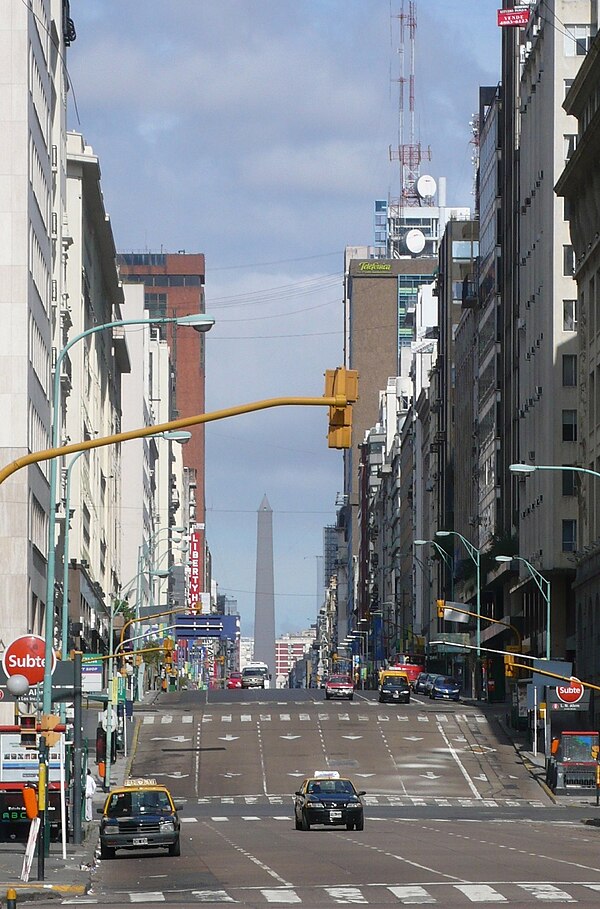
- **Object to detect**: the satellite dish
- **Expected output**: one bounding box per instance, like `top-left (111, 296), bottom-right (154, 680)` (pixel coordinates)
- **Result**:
top-left (405, 229), bottom-right (426, 255)
top-left (417, 174), bottom-right (437, 199)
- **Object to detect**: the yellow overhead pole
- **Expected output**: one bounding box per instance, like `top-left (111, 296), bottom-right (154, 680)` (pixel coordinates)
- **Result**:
top-left (0, 394), bottom-right (354, 487)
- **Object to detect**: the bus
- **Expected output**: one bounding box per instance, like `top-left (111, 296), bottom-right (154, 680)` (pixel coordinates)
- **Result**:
top-left (387, 653), bottom-right (426, 685)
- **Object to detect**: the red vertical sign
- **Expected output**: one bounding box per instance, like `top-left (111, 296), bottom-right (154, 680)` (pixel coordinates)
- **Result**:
top-left (187, 524), bottom-right (205, 611)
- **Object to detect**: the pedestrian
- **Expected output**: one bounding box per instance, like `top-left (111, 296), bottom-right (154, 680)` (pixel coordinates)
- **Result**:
top-left (85, 768), bottom-right (97, 822)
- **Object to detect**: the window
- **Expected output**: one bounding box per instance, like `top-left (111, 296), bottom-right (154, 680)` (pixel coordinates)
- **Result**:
top-left (564, 134), bottom-right (578, 161)
top-left (562, 354), bottom-right (577, 386)
top-left (562, 469), bottom-right (577, 497)
top-left (564, 25), bottom-right (596, 57)
top-left (564, 78), bottom-right (574, 99)
top-left (563, 245), bottom-right (575, 276)
top-left (562, 519), bottom-right (577, 552)
top-left (563, 299), bottom-right (577, 331)
top-left (562, 409), bottom-right (577, 441)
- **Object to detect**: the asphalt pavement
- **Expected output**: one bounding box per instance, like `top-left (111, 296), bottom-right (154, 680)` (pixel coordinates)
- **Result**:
top-left (0, 692), bottom-right (592, 904)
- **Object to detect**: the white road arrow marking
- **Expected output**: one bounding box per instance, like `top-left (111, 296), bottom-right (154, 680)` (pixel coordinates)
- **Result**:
top-left (288, 772), bottom-right (305, 777)
top-left (280, 735), bottom-right (302, 740)
top-left (421, 772), bottom-right (440, 779)
top-left (150, 735), bottom-right (191, 743)
top-left (221, 772), bottom-right (242, 778)
top-left (404, 736), bottom-right (424, 741)
top-left (474, 774), bottom-right (488, 782)
top-left (154, 771), bottom-right (190, 779)
top-left (342, 735), bottom-right (362, 740)
top-left (218, 735), bottom-right (240, 741)
top-left (355, 773), bottom-right (375, 778)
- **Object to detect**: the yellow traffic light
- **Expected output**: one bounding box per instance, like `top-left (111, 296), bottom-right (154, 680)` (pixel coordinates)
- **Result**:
top-left (437, 599), bottom-right (445, 619)
top-left (325, 367), bottom-right (359, 449)
top-left (504, 653), bottom-right (515, 678)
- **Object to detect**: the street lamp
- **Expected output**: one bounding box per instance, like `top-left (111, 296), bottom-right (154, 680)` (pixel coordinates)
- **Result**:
top-left (510, 462), bottom-right (600, 480)
top-left (414, 539), bottom-right (454, 597)
top-left (43, 313), bottom-right (214, 713)
top-left (495, 555), bottom-right (551, 660)
top-left (436, 530), bottom-right (482, 699)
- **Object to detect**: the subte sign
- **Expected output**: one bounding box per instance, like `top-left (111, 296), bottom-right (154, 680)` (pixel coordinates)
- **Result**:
top-left (556, 678), bottom-right (585, 705)
top-left (2, 634), bottom-right (56, 686)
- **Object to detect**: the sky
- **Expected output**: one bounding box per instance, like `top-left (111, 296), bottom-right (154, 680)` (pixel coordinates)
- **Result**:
top-left (67, 1), bottom-right (501, 637)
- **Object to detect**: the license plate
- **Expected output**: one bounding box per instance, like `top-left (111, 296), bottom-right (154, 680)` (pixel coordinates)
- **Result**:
top-left (133, 837), bottom-right (148, 846)
top-left (330, 810), bottom-right (342, 819)
top-left (442, 694), bottom-right (450, 698)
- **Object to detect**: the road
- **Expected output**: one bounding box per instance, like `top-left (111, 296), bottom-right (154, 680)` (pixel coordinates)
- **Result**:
top-left (60, 689), bottom-right (600, 907)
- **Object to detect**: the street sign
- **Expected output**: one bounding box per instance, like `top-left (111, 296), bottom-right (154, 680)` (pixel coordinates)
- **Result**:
top-left (2, 634), bottom-right (56, 686)
top-left (556, 678), bottom-right (585, 704)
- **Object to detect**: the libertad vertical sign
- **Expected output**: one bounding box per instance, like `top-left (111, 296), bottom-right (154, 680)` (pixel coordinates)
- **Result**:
top-left (187, 524), bottom-right (205, 612)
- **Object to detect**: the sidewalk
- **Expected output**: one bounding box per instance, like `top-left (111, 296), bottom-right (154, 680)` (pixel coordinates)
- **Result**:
top-left (0, 692), bottom-right (157, 903)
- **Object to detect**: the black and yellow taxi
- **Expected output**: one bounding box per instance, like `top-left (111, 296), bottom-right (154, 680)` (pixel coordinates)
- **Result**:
top-left (293, 771), bottom-right (365, 831)
top-left (98, 777), bottom-right (183, 859)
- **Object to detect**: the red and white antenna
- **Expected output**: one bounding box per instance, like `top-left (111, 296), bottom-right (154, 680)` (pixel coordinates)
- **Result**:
top-left (389, 1), bottom-right (431, 207)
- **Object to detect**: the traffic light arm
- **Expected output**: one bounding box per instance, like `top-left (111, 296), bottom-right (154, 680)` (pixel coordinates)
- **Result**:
top-left (436, 602), bottom-right (521, 648)
top-left (511, 663), bottom-right (600, 694)
top-left (0, 392), bottom-right (357, 486)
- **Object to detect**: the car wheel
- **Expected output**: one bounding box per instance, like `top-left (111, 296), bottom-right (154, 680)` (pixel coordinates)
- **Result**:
top-left (325, 694), bottom-right (330, 700)
top-left (168, 836), bottom-right (181, 857)
top-left (355, 817), bottom-right (364, 831)
top-left (378, 696), bottom-right (384, 703)
top-left (346, 822), bottom-right (354, 830)
top-left (301, 811), bottom-right (310, 831)
top-left (348, 695), bottom-right (354, 701)
top-left (295, 814), bottom-right (302, 830)
top-left (100, 842), bottom-right (115, 860)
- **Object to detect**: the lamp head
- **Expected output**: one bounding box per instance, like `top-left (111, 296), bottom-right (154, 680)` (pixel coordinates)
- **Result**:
top-left (509, 463), bottom-right (535, 473)
top-left (175, 313), bottom-right (215, 332)
top-left (414, 540), bottom-right (428, 546)
top-left (435, 531), bottom-right (450, 538)
top-left (495, 555), bottom-right (513, 563)
top-left (161, 431), bottom-right (192, 443)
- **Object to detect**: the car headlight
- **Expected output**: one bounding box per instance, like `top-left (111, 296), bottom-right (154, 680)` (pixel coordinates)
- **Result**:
top-left (160, 820), bottom-right (175, 833)
top-left (306, 800), bottom-right (323, 808)
top-left (103, 823), bottom-right (118, 834)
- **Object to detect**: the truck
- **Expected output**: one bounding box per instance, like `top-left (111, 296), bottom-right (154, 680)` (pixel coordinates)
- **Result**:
top-left (241, 662), bottom-right (272, 689)
top-left (545, 730), bottom-right (600, 794)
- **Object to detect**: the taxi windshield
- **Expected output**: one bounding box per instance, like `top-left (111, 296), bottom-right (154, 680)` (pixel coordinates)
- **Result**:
top-left (307, 779), bottom-right (355, 795)
top-left (106, 789), bottom-right (173, 816)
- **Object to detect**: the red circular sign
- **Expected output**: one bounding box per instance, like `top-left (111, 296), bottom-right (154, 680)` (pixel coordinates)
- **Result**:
top-left (556, 677), bottom-right (584, 704)
top-left (2, 635), bottom-right (56, 686)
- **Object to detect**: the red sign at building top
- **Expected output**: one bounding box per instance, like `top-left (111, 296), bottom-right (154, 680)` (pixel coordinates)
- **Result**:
top-left (497, 7), bottom-right (531, 27)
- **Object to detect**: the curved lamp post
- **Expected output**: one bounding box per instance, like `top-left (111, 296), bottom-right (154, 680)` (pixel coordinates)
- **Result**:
top-left (435, 531), bottom-right (481, 658)
top-left (496, 555), bottom-right (551, 660)
top-left (510, 462), bottom-right (600, 481)
top-left (43, 314), bottom-right (214, 713)
top-left (414, 539), bottom-right (454, 597)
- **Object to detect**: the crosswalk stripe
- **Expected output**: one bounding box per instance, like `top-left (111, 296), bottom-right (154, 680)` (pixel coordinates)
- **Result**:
top-left (191, 890), bottom-right (234, 902)
top-left (262, 890), bottom-right (301, 903)
top-left (326, 886), bottom-right (367, 903)
top-left (160, 715), bottom-right (173, 724)
top-left (143, 716), bottom-right (155, 724)
top-left (182, 715), bottom-right (193, 723)
top-left (518, 883), bottom-right (575, 900)
top-left (454, 884), bottom-right (506, 902)
top-left (388, 885), bottom-right (436, 903)
top-left (280, 714), bottom-right (291, 721)
top-left (129, 893), bottom-right (164, 902)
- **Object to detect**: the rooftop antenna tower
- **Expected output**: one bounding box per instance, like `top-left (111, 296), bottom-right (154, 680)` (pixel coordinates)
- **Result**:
top-left (389, 1), bottom-right (431, 208)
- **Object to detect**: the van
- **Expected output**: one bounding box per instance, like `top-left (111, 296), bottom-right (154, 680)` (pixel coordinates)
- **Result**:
top-left (241, 662), bottom-right (272, 689)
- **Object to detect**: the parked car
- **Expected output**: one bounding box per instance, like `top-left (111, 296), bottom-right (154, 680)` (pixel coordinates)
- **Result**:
top-left (413, 672), bottom-right (433, 694)
top-left (430, 676), bottom-right (461, 701)
top-left (294, 771), bottom-right (365, 831)
top-left (378, 675), bottom-right (410, 704)
top-left (325, 675), bottom-right (354, 700)
top-left (226, 672), bottom-right (243, 690)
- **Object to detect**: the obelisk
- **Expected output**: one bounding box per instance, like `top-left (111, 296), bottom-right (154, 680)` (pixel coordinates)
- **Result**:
top-left (253, 495), bottom-right (275, 675)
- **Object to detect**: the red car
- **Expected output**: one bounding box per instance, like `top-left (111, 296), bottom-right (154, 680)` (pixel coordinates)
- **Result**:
top-left (325, 675), bottom-right (354, 701)
top-left (226, 672), bottom-right (243, 690)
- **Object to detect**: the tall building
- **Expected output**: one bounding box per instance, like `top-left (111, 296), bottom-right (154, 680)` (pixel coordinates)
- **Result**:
top-left (253, 495), bottom-right (276, 675)
top-left (117, 252), bottom-right (210, 592)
